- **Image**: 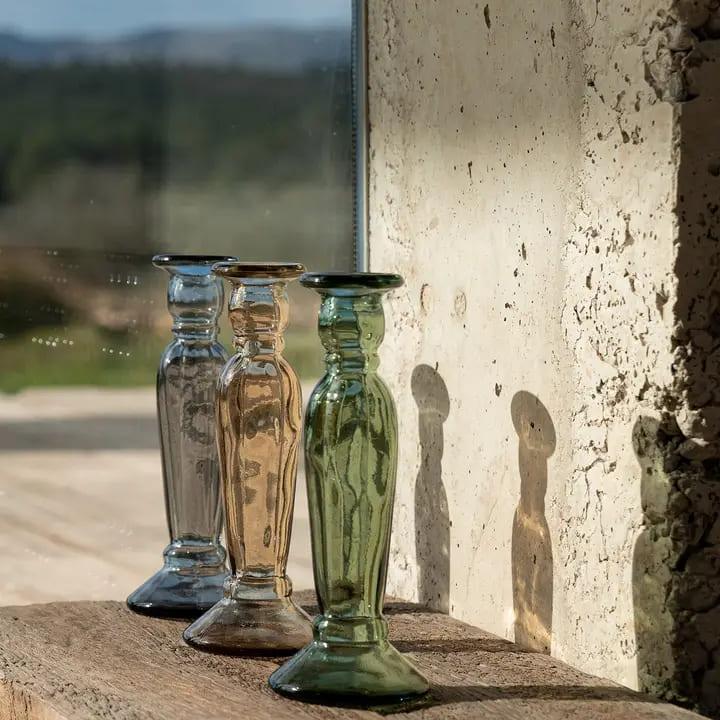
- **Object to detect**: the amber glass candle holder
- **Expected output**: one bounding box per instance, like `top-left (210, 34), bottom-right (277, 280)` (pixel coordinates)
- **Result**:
top-left (269, 273), bottom-right (429, 705)
top-left (183, 262), bottom-right (313, 654)
top-left (127, 254), bottom-right (234, 618)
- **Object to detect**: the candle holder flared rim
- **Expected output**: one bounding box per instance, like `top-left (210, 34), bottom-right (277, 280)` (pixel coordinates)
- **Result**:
top-left (300, 272), bottom-right (404, 291)
top-left (212, 262), bottom-right (306, 280)
top-left (152, 254), bottom-right (238, 267)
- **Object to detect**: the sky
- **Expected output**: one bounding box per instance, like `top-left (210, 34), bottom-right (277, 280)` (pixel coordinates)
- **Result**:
top-left (0, 0), bottom-right (351, 37)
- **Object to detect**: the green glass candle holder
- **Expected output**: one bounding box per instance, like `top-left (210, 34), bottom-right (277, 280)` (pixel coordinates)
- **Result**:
top-left (269, 272), bottom-right (429, 706)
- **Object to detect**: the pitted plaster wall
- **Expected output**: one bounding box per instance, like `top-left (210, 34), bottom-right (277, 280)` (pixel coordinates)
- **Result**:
top-left (368, 0), bottom-right (720, 715)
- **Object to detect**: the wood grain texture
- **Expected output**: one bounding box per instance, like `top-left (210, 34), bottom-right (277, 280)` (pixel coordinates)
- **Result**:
top-left (0, 591), bottom-right (702, 720)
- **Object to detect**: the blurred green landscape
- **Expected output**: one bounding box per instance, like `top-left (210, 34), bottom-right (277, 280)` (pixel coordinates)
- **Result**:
top-left (0, 29), bottom-right (352, 390)
top-left (0, 60), bottom-right (351, 205)
top-left (0, 324), bottom-right (323, 393)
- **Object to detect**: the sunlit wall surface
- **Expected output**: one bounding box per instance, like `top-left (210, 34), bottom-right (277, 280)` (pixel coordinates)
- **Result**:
top-left (0, 1), bottom-right (352, 604)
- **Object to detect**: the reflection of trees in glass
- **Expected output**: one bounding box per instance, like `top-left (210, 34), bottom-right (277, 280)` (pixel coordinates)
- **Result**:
top-left (0, 43), bottom-right (351, 388)
top-left (0, 61), bottom-right (351, 245)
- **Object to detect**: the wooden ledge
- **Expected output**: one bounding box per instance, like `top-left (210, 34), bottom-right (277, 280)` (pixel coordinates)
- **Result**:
top-left (0, 591), bottom-right (701, 719)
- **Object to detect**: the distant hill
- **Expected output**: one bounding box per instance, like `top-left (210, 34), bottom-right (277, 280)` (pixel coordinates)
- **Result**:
top-left (0, 26), bottom-right (349, 71)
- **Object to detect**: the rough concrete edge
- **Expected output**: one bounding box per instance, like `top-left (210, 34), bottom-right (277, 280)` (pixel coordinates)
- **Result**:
top-left (637, 1), bottom-right (720, 716)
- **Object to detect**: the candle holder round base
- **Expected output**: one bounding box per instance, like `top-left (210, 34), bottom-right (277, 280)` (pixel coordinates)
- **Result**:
top-left (269, 624), bottom-right (429, 705)
top-left (182, 579), bottom-right (312, 654)
top-left (127, 543), bottom-right (227, 618)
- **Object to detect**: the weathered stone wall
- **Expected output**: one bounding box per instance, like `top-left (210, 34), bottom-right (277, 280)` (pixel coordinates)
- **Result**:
top-left (367, 0), bottom-right (720, 715)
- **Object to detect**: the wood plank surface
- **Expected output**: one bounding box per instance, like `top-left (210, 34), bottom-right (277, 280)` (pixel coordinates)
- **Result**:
top-left (0, 591), bottom-right (702, 720)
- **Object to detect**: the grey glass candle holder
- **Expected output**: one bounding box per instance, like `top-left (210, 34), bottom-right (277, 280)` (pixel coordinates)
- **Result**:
top-left (126, 254), bottom-right (233, 618)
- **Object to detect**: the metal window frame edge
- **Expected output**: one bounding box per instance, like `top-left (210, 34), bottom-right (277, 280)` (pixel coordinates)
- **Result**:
top-left (352, 0), bottom-right (369, 272)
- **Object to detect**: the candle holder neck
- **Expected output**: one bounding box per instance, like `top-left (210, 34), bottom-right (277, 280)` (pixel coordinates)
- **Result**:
top-left (228, 282), bottom-right (288, 354)
top-left (161, 263), bottom-right (226, 342)
top-left (172, 325), bottom-right (218, 343)
top-left (319, 293), bottom-right (385, 374)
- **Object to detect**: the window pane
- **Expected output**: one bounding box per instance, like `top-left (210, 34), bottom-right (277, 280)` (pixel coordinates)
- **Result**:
top-left (0, 1), bottom-right (352, 604)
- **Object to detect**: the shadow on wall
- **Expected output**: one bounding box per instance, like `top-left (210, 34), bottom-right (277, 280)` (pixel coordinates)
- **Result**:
top-left (511, 391), bottom-right (555, 654)
top-left (412, 364), bottom-right (450, 613)
top-left (632, 416), bottom-right (720, 718)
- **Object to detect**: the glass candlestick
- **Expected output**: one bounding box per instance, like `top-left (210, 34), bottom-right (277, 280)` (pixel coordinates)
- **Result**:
top-left (127, 254), bottom-right (234, 618)
top-left (269, 273), bottom-right (429, 705)
top-left (183, 262), bottom-right (313, 654)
